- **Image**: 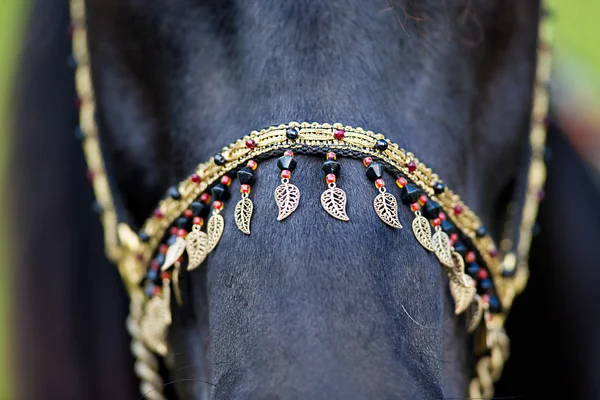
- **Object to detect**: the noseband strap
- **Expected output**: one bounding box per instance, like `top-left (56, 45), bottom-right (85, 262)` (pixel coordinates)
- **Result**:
top-left (69, 0), bottom-right (553, 397)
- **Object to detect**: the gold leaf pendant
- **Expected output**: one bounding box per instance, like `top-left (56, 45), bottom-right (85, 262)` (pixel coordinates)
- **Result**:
top-left (320, 184), bottom-right (349, 221)
top-left (275, 181), bottom-right (300, 221)
top-left (234, 194), bottom-right (254, 234)
top-left (432, 228), bottom-right (454, 268)
top-left (450, 274), bottom-right (477, 315)
top-left (140, 280), bottom-right (171, 356)
top-left (185, 224), bottom-right (208, 271)
top-left (206, 211), bottom-right (224, 254)
top-left (373, 188), bottom-right (402, 229)
top-left (162, 236), bottom-right (186, 271)
top-left (465, 295), bottom-right (484, 333)
top-left (448, 251), bottom-right (476, 314)
top-left (411, 212), bottom-right (433, 251)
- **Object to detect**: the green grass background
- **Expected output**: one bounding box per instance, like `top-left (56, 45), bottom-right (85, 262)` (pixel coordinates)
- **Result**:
top-left (0, 1), bottom-right (597, 398)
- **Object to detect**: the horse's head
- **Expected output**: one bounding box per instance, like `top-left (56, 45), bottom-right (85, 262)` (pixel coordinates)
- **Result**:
top-left (84, 1), bottom-right (542, 398)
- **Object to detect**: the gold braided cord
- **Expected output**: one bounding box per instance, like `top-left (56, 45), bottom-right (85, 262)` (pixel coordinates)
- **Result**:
top-left (127, 292), bottom-right (167, 400)
top-left (70, 1), bottom-right (166, 398)
top-left (469, 10), bottom-right (553, 399)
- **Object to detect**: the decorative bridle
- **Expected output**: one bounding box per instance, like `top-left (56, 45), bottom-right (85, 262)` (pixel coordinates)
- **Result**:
top-left (69, 0), bottom-right (553, 398)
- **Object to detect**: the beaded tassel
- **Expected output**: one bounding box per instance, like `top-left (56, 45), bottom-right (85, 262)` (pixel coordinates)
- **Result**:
top-left (207, 176), bottom-right (231, 253)
top-left (275, 150), bottom-right (300, 221)
top-left (320, 152), bottom-right (349, 221)
top-left (363, 157), bottom-right (402, 229)
top-left (235, 160), bottom-right (258, 234)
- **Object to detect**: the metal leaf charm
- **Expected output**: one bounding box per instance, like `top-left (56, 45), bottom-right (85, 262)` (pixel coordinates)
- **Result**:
top-left (412, 214), bottom-right (433, 251)
top-left (466, 295), bottom-right (484, 333)
top-left (140, 281), bottom-right (171, 356)
top-left (373, 190), bottom-right (402, 229)
top-left (432, 229), bottom-right (454, 268)
top-left (206, 212), bottom-right (224, 254)
top-left (320, 186), bottom-right (349, 221)
top-left (234, 196), bottom-right (254, 234)
top-left (450, 274), bottom-right (477, 315)
top-left (185, 226), bottom-right (208, 271)
top-left (275, 182), bottom-right (300, 221)
top-left (161, 237), bottom-right (186, 271)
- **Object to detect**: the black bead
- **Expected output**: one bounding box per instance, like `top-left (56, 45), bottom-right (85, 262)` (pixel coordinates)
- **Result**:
top-left (167, 186), bottom-right (181, 200)
top-left (176, 217), bottom-right (188, 228)
top-left (375, 139), bottom-right (388, 151)
top-left (190, 201), bottom-right (209, 218)
top-left (366, 163), bottom-right (384, 181)
top-left (211, 183), bottom-right (231, 201)
top-left (475, 226), bottom-right (487, 237)
top-left (433, 182), bottom-right (446, 194)
top-left (237, 167), bottom-right (256, 185)
top-left (92, 200), bottom-right (103, 214)
top-left (214, 154), bottom-right (226, 166)
top-left (74, 125), bottom-right (84, 140)
top-left (286, 128), bottom-right (299, 140)
top-left (322, 160), bottom-right (341, 176)
top-left (277, 155), bottom-right (297, 171)
top-left (453, 241), bottom-right (468, 256)
top-left (422, 200), bottom-right (442, 219)
top-left (488, 295), bottom-right (502, 313)
top-left (441, 220), bottom-right (457, 235)
top-left (400, 184), bottom-right (422, 204)
top-left (139, 232), bottom-right (150, 243)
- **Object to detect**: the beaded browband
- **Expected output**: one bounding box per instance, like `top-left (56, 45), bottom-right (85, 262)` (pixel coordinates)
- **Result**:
top-left (69, 0), bottom-right (552, 398)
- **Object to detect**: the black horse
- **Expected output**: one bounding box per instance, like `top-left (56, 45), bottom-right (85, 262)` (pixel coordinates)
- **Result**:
top-left (12, 0), bottom-right (600, 399)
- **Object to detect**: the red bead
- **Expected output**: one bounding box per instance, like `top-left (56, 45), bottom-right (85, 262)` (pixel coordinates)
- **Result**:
top-left (220, 175), bottom-right (232, 186)
top-left (193, 217), bottom-right (203, 226)
top-left (284, 150), bottom-right (294, 157)
top-left (154, 209), bottom-right (164, 218)
top-left (466, 251), bottom-right (476, 263)
top-left (177, 229), bottom-right (187, 237)
top-left (170, 227), bottom-right (178, 235)
top-left (281, 169), bottom-right (291, 179)
top-left (247, 160), bottom-right (258, 170)
top-left (453, 205), bottom-right (463, 215)
top-left (161, 271), bottom-right (170, 281)
top-left (159, 244), bottom-right (168, 254)
top-left (418, 194), bottom-right (428, 206)
top-left (363, 157), bottom-right (373, 167)
top-left (184, 209), bottom-right (193, 218)
top-left (213, 201), bottom-right (224, 210)
top-left (438, 212), bottom-right (447, 221)
top-left (410, 203), bottom-right (420, 212)
top-left (489, 248), bottom-right (499, 258)
top-left (478, 269), bottom-right (488, 280)
top-left (245, 139), bottom-right (256, 149)
top-left (200, 193), bottom-right (211, 203)
top-left (396, 176), bottom-right (408, 188)
top-left (449, 233), bottom-right (458, 245)
top-left (334, 129), bottom-right (345, 140)
top-left (482, 294), bottom-right (491, 304)
top-left (240, 184), bottom-right (251, 194)
top-left (407, 161), bottom-right (417, 172)
top-left (150, 260), bottom-right (159, 270)
top-left (191, 174), bottom-right (201, 183)
top-left (432, 218), bottom-right (441, 227)
top-left (375, 178), bottom-right (385, 189)
top-left (153, 286), bottom-right (161, 296)
top-left (326, 152), bottom-right (336, 160)
top-left (326, 174), bottom-right (336, 184)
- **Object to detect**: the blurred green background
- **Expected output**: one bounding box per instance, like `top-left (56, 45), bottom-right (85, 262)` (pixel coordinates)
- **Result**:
top-left (0, 1), bottom-right (598, 398)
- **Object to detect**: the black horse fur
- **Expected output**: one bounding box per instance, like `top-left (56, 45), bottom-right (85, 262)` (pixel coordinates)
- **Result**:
top-left (11, 0), bottom-right (600, 399)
